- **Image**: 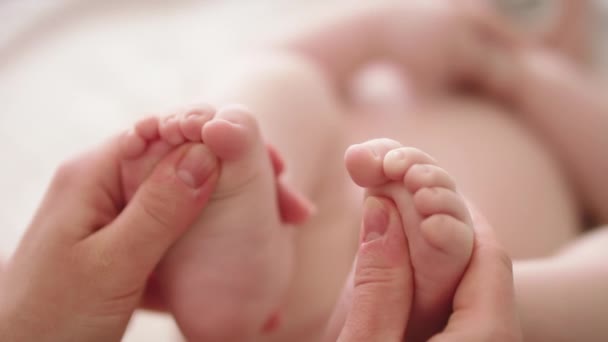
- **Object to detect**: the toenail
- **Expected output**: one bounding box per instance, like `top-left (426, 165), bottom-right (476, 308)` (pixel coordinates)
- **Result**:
top-left (185, 110), bottom-right (210, 119)
top-left (176, 145), bottom-right (217, 188)
top-left (387, 149), bottom-right (405, 161)
top-left (367, 145), bottom-right (388, 159)
top-left (362, 197), bottom-right (389, 242)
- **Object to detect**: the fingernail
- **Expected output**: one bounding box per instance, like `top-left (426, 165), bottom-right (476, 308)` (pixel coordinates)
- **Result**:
top-left (176, 145), bottom-right (217, 188)
top-left (362, 197), bottom-right (389, 243)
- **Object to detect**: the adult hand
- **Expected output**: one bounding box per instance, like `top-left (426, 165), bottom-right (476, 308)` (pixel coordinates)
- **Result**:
top-left (337, 197), bottom-right (522, 341)
top-left (428, 205), bottom-right (522, 341)
top-left (0, 140), bottom-right (220, 342)
top-left (336, 197), bottom-right (414, 342)
top-left (0, 132), bottom-right (311, 342)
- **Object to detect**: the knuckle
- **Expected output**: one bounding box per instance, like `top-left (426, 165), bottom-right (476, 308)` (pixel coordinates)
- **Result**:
top-left (480, 243), bottom-right (514, 277)
top-left (354, 263), bottom-right (404, 289)
top-left (135, 185), bottom-right (178, 235)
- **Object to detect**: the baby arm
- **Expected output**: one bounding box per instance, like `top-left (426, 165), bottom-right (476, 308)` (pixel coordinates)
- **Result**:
top-left (285, 1), bottom-right (515, 96)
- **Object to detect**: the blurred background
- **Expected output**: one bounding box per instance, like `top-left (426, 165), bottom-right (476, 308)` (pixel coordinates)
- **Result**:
top-left (1, 0), bottom-right (607, 340)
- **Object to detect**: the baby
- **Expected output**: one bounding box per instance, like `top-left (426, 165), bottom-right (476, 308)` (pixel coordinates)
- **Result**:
top-left (3, 1), bottom-right (607, 341)
top-left (120, 105), bottom-right (301, 340)
top-left (0, 2), bottom-right (488, 341)
top-left (115, 100), bottom-right (474, 341)
top-left (155, 1), bottom-right (608, 340)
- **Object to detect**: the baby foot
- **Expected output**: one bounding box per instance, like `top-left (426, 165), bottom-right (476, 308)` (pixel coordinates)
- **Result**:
top-left (120, 103), bottom-right (216, 200)
top-left (120, 104), bottom-right (295, 341)
top-left (145, 106), bottom-right (293, 342)
top-left (345, 139), bottom-right (474, 341)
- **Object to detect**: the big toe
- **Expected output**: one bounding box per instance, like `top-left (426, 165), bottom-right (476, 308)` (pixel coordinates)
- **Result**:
top-left (202, 105), bottom-right (273, 195)
top-left (202, 105), bottom-right (262, 161)
top-left (344, 138), bottom-right (401, 187)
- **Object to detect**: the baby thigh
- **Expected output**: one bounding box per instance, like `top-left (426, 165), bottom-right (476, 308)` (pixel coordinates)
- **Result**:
top-left (206, 53), bottom-right (359, 341)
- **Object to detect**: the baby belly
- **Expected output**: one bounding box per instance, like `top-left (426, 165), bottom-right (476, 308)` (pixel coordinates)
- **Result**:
top-left (355, 95), bottom-right (581, 259)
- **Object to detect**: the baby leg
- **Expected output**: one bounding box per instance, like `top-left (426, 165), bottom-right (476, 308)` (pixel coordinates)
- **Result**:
top-left (121, 101), bottom-right (320, 341)
top-left (201, 54), bottom-right (359, 341)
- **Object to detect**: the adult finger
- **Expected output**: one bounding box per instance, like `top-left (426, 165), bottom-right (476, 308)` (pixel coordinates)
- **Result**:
top-left (432, 204), bottom-right (522, 341)
top-left (338, 196), bottom-right (413, 342)
top-left (455, 205), bottom-right (517, 317)
top-left (84, 143), bottom-right (219, 286)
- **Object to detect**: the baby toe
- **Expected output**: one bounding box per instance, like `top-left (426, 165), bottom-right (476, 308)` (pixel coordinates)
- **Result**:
top-left (120, 129), bottom-right (147, 160)
top-left (414, 187), bottom-right (471, 224)
top-left (383, 147), bottom-right (437, 181)
top-left (403, 164), bottom-right (456, 193)
top-left (135, 116), bottom-right (160, 140)
top-left (159, 114), bottom-right (186, 146)
top-left (202, 105), bottom-right (262, 161)
top-left (179, 104), bottom-right (215, 142)
top-left (420, 214), bottom-right (474, 258)
top-left (345, 138), bottom-right (402, 187)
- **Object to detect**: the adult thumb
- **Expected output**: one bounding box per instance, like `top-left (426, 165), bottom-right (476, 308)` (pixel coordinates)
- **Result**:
top-left (338, 196), bottom-right (413, 342)
top-left (91, 143), bottom-right (219, 285)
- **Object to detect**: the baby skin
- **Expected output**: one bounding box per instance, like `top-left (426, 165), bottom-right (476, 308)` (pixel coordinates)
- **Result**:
top-left (343, 139), bottom-right (474, 341)
top-left (119, 104), bottom-right (474, 340)
top-left (119, 104), bottom-right (308, 341)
